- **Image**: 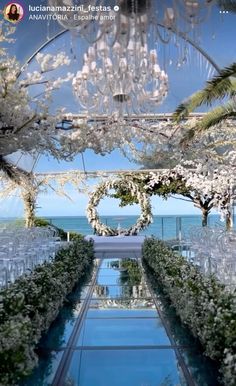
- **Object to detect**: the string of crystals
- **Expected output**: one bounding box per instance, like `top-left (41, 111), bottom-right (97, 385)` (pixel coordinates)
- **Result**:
top-left (72, 24), bottom-right (168, 115)
top-left (48, 0), bottom-right (216, 46)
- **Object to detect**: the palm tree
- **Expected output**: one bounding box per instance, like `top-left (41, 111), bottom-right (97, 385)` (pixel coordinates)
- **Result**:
top-left (173, 62), bottom-right (236, 141)
top-left (0, 155), bottom-right (31, 184)
top-left (0, 155), bottom-right (37, 227)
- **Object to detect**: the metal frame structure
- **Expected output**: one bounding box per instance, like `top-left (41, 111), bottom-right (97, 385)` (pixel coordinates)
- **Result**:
top-left (20, 24), bottom-right (221, 74)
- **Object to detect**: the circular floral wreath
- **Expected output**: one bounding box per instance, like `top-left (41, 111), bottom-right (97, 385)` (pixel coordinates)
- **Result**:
top-left (86, 179), bottom-right (153, 236)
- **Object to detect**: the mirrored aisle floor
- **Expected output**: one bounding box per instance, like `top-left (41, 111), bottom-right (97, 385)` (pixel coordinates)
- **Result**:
top-left (23, 255), bottom-right (221, 386)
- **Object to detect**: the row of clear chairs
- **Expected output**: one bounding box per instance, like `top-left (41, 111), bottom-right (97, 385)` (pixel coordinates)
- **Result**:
top-left (0, 226), bottom-right (65, 289)
top-left (174, 225), bottom-right (236, 290)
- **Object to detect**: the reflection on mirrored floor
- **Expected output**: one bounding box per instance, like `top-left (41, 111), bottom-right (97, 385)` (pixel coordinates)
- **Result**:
top-left (89, 298), bottom-right (155, 310)
top-left (70, 257), bottom-right (187, 384)
top-left (22, 350), bottom-right (64, 386)
top-left (180, 348), bottom-right (222, 386)
top-left (65, 349), bottom-right (186, 386)
top-left (77, 317), bottom-right (171, 347)
top-left (23, 255), bottom-right (221, 386)
top-left (66, 285), bottom-right (90, 301)
top-left (87, 308), bottom-right (157, 318)
top-left (38, 318), bottom-right (77, 350)
top-left (92, 284), bottom-right (151, 299)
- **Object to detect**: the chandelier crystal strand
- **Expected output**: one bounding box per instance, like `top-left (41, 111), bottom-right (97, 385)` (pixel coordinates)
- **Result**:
top-left (48, 0), bottom-right (216, 46)
top-left (174, 0), bottom-right (215, 27)
top-left (72, 28), bottom-right (168, 115)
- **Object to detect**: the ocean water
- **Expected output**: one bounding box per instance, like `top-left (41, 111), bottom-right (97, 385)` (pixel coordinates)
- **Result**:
top-left (0, 214), bottom-right (228, 240)
top-left (44, 214), bottom-right (224, 240)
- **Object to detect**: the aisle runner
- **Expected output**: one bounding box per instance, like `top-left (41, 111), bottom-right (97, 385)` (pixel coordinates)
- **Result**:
top-left (52, 254), bottom-right (194, 386)
top-left (85, 236), bottom-right (145, 258)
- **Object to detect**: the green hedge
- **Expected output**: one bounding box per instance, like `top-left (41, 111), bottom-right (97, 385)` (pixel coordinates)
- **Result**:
top-left (34, 217), bottom-right (80, 241)
top-left (0, 235), bottom-right (94, 385)
top-left (142, 237), bottom-right (236, 386)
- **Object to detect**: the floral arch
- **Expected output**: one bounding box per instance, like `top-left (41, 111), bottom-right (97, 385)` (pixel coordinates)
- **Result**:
top-left (86, 178), bottom-right (153, 236)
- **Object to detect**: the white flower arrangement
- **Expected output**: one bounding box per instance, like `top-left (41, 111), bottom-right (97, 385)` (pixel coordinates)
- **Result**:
top-left (86, 178), bottom-right (153, 236)
top-left (0, 235), bottom-right (94, 385)
top-left (143, 238), bottom-right (236, 386)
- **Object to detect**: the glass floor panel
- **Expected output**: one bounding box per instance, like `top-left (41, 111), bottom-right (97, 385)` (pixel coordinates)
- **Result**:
top-left (97, 268), bottom-right (123, 276)
top-left (96, 275), bottom-right (144, 286)
top-left (77, 318), bottom-right (171, 347)
top-left (45, 298), bottom-right (85, 322)
top-left (38, 318), bottom-right (77, 350)
top-left (92, 285), bottom-right (151, 299)
top-left (87, 309), bottom-right (158, 318)
top-left (180, 348), bottom-right (222, 386)
top-left (100, 258), bottom-right (137, 269)
top-left (66, 285), bottom-right (91, 301)
top-left (96, 275), bottom-right (124, 285)
top-left (65, 349), bottom-right (186, 386)
top-left (60, 300), bottom-right (84, 318)
top-left (21, 254), bottom-right (222, 386)
top-left (89, 298), bottom-right (155, 310)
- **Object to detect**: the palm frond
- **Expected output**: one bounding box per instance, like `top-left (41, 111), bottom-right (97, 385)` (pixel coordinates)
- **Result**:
top-left (0, 156), bottom-right (31, 184)
top-left (210, 62), bottom-right (236, 81)
top-left (173, 63), bottom-right (236, 122)
top-left (179, 128), bottom-right (195, 147)
top-left (180, 101), bottom-right (236, 145)
top-left (173, 90), bottom-right (207, 122)
top-left (206, 139), bottom-right (236, 149)
top-left (203, 76), bottom-right (236, 104)
top-left (201, 63), bottom-right (236, 105)
top-left (197, 102), bottom-right (236, 132)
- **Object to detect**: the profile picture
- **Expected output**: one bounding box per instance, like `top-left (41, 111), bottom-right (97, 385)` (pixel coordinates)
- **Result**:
top-left (4, 2), bottom-right (24, 23)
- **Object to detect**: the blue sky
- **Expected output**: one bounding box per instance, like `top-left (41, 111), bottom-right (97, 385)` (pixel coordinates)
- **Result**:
top-left (1, 2), bottom-right (235, 217)
top-left (0, 189), bottom-right (207, 217)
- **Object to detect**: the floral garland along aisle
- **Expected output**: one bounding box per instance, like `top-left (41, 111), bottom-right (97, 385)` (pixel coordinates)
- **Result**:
top-left (86, 179), bottom-right (153, 236)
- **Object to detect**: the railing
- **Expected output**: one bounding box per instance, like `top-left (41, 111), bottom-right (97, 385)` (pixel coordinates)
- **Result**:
top-left (44, 215), bottom-right (226, 240)
top-left (0, 214), bottom-right (231, 241)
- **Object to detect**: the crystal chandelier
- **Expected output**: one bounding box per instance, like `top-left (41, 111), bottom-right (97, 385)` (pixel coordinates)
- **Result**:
top-left (48, 0), bottom-right (216, 46)
top-left (72, 28), bottom-right (168, 115)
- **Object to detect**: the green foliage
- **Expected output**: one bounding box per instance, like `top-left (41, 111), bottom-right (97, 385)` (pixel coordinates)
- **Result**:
top-left (111, 176), bottom-right (191, 207)
top-left (111, 187), bottom-right (139, 206)
top-left (197, 102), bottom-right (236, 131)
top-left (69, 231), bottom-right (84, 241)
top-left (32, 218), bottom-right (81, 241)
top-left (143, 238), bottom-right (236, 386)
top-left (110, 176), bottom-right (149, 206)
top-left (180, 102), bottom-right (236, 146)
top-left (0, 237), bottom-right (94, 385)
top-left (149, 178), bottom-right (190, 199)
top-left (53, 225), bottom-right (67, 240)
top-left (120, 258), bottom-right (142, 286)
top-left (173, 62), bottom-right (236, 136)
top-left (34, 217), bottom-right (50, 227)
top-left (173, 90), bottom-right (208, 122)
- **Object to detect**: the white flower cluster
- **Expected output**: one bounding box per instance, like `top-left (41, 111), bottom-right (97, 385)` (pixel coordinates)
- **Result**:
top-left (0, 236), bottom-right (93, 384)
top-left (143, 238), bottom-right (236, 386)
top-left (86, 178), bottom-right (153, 236)
top-left (35, 52), bottom-right (71, 72)
top-left (146, 164), bottom-right (233, 218)
top-left (0, 28), bottom-right (75, 160)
